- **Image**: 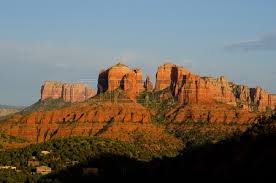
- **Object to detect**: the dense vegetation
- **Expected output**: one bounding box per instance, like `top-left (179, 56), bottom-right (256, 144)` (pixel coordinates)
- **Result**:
top-left (167, 121), bottom-right (246, 148)
top-left (90, 89), bottom-right (132, 103)
top-left (20, 99), bottom-right (71, 114)
top-left (0, 136), bottom-right (175, 182)
top-left (0, 133), bottom-right (27, 151)
top-left (0, 111), bottom-right (273, 182)
top-left (137, 89), bottom-right (178, 124)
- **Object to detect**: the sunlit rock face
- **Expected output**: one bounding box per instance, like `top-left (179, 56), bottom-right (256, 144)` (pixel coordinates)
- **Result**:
top-left (154, 63), bottom-right (276, 112)
top-left (41, 81), bottom-right (96, 103)
top-left (97, 63), bottom-right (145, 100)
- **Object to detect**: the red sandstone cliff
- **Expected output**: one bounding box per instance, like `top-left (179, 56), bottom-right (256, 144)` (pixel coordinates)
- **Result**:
top-left (97, 63), bottom-right (145, 100)
top-left (154, 63), bottom-right (276, 112)
top-left (41, 81), bottom-right (96, 103)
top-left (155, 63), bottom-right (190, 91)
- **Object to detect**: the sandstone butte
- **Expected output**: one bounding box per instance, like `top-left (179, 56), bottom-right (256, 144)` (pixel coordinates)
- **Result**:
top-left (41, 81), bottom-right (96, 103)
top-left (155, 63), bottom-right (276, 112)
top-left (0, 62), bottom-right (275, 145)
top-left (98, 63), bottom-right (145, 100)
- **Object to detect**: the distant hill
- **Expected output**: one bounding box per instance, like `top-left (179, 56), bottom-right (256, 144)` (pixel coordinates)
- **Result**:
top-left (0, 105), bottom-right (25, 118)
top-left (0, 104), bottom-right (25, 109)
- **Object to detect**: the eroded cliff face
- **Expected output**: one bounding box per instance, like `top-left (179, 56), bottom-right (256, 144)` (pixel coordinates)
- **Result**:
top-left (0, 101), bottom-right (151, 143)
top-left (154, 63), bottom-right (276, 112)
top-left (155, 64), bottom-right (236, 105)
top-left (155, 63), bottom-right (190, 91)
top-left (97, 63), bottom-right (145, 100)
top-left (41, 81), bottom-right (63, 100)
top-left (176, 75), bottom-right (236, 105)
top-left (41, 81), bottom-right (96, 103)
top-left (123, 69), bottom-right (145, 100)
top-left (233, 85), bottom-right (276, 112)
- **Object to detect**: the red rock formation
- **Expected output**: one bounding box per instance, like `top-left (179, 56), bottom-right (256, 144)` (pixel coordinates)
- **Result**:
top-left (165, 103), bottom-right (257, 124)
top-left (269, 94), bottom-right (276, 109)
top-left (177, 75), bottom-right (236, 105)
top-left (155, 63), bottom-right (276, 112)
top-left (250, 87), bottom-right (276, 112)
top-left (41, 81), bottom-right (63, 100)
top-left (97, 63), bottom-right (144, 100)
top-left (233, 85), bottom-right (276, 112)
top-left (144, 75), bottom-right (153, 91)
top-left (123, 69), bottom-right (144, 100)
top-left (235, 85), bottom-right (251, 102)
top-left (0, 101), bottom-right (151, 143)
top-left (107, 63), bottom-right (132, 91)
top-left (41, 81), bottom-right (96, 103)
top-left (155, 64), bottom-right (236, 105)
top-left (155, 63), bottom-right (190, 91)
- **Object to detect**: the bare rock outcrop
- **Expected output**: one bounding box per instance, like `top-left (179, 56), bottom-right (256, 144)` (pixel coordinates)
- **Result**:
top-left (233, 85), bottom-right (276, 112)
top-left (144, 75), bottom-right (153, 91)
top-left (249, 87), bottom-right (276, 112)
top-left (155, 63), bottom-right (190, 91)
top-left (97, 63), bottom-right (144, 100)
top-left (41, 81), bottom-right (96, 103)
top-left (154, 63), bottom-right (276, 112)
top-left (155, 64), bottom-right (236, 105)
top-left (41, 81), bottom-right (63, 100)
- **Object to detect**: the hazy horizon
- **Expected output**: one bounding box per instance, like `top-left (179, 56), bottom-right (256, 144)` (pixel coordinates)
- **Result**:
top-left (1, 0), bottom-right (276, 106)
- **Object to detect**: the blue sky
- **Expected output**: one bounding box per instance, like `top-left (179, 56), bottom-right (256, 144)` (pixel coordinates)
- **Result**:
top-left (0, 0), bottom-right (276, 105)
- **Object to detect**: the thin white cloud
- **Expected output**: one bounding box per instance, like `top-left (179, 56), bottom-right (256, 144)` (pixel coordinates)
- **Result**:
top-left (225, 32), bottom-right (276, 51)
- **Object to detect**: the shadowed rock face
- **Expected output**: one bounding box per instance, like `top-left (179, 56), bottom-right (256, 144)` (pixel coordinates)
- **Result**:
top-left (155, 63), bottom-right (190, 91)
top-left (249, 87), bottom-right (276, 112)
top-left (232, 85), bottom-right (276, 112)
top-left (41, 81), bottom-right (96, 103)
top-left (145, 75), bottom-right (153, 92)
top-left (97, 63), bottom-right (145, 100)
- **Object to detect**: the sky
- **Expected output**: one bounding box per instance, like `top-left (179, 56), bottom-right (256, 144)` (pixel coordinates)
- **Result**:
top-left (0, 0), bottom-right (276, 106)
